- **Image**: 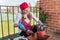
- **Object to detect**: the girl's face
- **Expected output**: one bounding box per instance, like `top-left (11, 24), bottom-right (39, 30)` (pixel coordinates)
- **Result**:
top-left (22, 7), bottom-right (30, 14)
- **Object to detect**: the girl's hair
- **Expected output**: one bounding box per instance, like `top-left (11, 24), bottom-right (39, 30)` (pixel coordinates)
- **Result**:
top-left (22, 12), bottom-right (32, 20)
top-left (28, 13), bottom-right (32, 20)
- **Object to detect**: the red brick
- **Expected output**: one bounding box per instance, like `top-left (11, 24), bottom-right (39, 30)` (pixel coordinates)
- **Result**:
top-left (39, 0), bottom-right (60, 33)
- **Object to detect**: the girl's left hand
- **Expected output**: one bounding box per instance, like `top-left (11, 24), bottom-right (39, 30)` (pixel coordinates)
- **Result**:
top-left (27, 30), bottom-right (33, 34)
top-left (38, 20), bottom-right (44, 26)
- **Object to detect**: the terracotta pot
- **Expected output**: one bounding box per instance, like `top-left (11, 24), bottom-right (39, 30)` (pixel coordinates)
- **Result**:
top-left (37, 31), bottom-right (46, 37)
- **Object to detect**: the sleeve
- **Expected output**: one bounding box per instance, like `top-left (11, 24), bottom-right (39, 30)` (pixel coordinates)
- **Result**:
top-left (14, 13), bottom-right (22, 25)
top-left (30, 12), bottom-right (39, 22)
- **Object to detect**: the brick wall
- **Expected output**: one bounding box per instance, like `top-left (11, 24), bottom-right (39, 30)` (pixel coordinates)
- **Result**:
top-left (39, 0), bottom-right (60, 33)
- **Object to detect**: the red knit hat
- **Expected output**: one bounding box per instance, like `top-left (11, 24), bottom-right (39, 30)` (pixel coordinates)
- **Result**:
top-left (20, 2), bottom-right (29, 11)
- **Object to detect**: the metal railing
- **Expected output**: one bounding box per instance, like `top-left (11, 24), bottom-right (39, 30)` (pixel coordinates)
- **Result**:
top-left (0, 6), bottom-right (39, 40)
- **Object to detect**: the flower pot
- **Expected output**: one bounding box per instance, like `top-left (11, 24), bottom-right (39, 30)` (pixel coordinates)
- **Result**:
top-left (37, 31), bottom-right (50, 40)
top-left (40, 18), bottom-right (46, 23)
top-left (37, 31), bottom-right (46, 37)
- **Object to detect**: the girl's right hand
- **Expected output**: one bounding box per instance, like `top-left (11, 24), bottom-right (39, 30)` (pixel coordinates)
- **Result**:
top-left (14, 24), bottom-right (18, 27)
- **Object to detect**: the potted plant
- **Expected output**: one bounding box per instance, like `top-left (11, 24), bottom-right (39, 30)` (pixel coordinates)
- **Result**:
top-left (39, 12), bottom-right (48, 23)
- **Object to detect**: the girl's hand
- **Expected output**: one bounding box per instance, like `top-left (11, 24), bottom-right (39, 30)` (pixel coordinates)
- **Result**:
top-left (27, 30), bottom-right (33, 34)
top-left (38, 20), bottom-right (44, 26)
top-left (14, 24), bottom-right (18, 27)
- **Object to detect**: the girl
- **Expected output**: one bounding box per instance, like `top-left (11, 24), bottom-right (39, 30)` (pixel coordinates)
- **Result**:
top-left (14, 2), bottom-right (46, 37)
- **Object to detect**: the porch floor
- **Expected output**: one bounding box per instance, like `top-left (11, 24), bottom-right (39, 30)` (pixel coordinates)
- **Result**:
top-left (27, 29), bottom-right (60, 40)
